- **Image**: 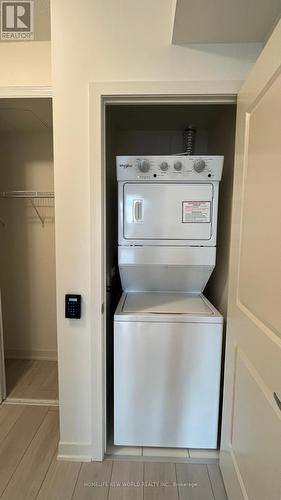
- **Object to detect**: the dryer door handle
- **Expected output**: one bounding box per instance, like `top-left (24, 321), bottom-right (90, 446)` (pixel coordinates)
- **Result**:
top-left (133, 199), bottom-right (144, 223)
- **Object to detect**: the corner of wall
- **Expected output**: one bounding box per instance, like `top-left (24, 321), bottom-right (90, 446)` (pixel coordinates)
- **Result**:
top-left (57, 441), bottom-right (92, 462)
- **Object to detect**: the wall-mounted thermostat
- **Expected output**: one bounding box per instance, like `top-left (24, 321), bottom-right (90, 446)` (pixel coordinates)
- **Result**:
top-left (65, 294), bottom-right (81, 319)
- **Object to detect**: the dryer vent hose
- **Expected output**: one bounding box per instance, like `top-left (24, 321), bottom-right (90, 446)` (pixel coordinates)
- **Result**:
top-left (183, 126), bottom-right (196, 155)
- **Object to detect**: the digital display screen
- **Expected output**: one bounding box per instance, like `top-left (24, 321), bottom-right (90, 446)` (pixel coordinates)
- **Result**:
top-left (69, 298), bottom-right (77, 302)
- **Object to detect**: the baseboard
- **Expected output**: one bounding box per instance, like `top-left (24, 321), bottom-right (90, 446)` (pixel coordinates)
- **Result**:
top-left (5, 349), bottom-right (58, 361)
top-left (57, 441), bottom-right (92, 462)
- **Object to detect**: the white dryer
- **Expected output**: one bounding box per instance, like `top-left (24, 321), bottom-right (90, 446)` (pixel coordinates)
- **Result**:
top-left (114, 155), bottom-right (224, 449)
top-left (117, 155), bottom-right (223, 292)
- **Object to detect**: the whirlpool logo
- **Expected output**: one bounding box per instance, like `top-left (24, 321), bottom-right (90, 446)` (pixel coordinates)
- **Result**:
top-left (1, 0), bottom-right (34, 40)
top-left (119, 164), bottom-right (133, 169)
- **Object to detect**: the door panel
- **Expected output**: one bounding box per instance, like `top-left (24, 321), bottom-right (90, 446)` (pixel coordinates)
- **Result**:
top-left (123, 183), bottom-right (213, 240)
top-left (220, 20), bottom-right (281, 500)
top-left (231, 350), bottom-right (281, 500)
top-left (239, 74), bottom-right (281, 337)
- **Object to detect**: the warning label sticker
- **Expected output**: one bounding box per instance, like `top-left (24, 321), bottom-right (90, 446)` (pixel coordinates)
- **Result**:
top-left (182, 201), bottom-right (211, 223)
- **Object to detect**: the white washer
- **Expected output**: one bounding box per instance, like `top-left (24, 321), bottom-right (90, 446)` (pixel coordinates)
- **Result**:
top-left (114, 292), bottom-right (223, 448)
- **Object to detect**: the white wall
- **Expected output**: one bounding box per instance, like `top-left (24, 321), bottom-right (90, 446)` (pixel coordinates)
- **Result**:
top-left (0, 128), bottom-right (56, 359)
top-left (50, 0), bottom-right (263, 457)
top-left (0, 42), bottom-right (51, 88)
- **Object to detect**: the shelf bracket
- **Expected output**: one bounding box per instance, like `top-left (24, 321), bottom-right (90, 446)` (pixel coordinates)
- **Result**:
top-left (30, 199), bottom-right (45, 227)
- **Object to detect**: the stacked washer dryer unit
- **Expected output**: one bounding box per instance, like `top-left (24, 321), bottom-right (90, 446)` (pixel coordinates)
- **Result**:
top-left (114, 155), bottom-right (224, 449)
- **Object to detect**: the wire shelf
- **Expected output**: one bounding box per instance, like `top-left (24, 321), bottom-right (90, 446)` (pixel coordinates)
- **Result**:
top-left (0, 191), bottom-right (54, 199)
top-left (0, 191), bottom-right (55, 227)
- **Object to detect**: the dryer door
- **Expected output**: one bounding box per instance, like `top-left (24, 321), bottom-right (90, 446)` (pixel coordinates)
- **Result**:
top-left (122, 182), bottom-right (214, 243)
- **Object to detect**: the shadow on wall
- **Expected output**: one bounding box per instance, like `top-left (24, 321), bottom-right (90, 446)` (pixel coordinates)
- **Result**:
top-left (204, 105), bottom-right (236, 319)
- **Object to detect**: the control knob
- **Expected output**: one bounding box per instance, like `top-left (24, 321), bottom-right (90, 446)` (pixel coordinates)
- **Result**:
top-left (160, 161), bottom-right (169, 171)
top-left (138, 159), bottom-right (150, 173)
top-left (193, 159), bottom-right (206, 173)
top-left (174, 161), bottom-right (183, 171)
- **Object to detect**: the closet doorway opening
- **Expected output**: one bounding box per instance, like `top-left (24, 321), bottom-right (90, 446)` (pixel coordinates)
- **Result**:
top-left (0, 97), bottom-right (58, 405)
top-left (103, 99), bottom-right (237, 458)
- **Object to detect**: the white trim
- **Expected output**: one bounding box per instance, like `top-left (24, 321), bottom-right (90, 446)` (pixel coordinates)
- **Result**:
top-left (91, 80), bottom-right (241, 99)
top-left (104, 94), bottom-right (237, 105)
top-left (5, 349), bottom-right (58, 361)
top-left (0, 86), bottom-right (52, 98)
top-left (58, 442), bottom-right (92, 462)
top-left (89, 80), bottom-right (239, 462)
top-left (229, 447), bottom-right (249, 500)
top-left (4, 397), bottom-right (58, 406)
top-left (89, 81), bottom-right (106, 462)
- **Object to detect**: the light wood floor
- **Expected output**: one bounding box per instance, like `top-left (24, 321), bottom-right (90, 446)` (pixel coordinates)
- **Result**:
top-left (5, 359), bottom-right (58, 401)
top-left (0, 404), bottom-right (228, 500)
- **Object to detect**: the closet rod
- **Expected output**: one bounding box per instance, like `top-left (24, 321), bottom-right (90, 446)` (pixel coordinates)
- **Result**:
top-left (0, 191), bottom-right (54, 199)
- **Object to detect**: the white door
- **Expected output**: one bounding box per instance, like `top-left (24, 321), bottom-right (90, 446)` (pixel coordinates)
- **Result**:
top-left (0, 292), bottom-right (6, 403)
top-left (123, 183), bottom-right (214, 242)
top-left (220, 21), bottom-right (281, 500)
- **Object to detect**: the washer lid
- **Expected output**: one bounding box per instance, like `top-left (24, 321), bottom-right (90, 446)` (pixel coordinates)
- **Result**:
top-left (122, 292), bottom-right (214, 316)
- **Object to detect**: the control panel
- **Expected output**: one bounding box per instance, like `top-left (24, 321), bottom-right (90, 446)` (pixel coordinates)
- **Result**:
top-left (65, 294), bottom-right (81, 319)
top-left (116, 155), bottom-right (223, 181)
